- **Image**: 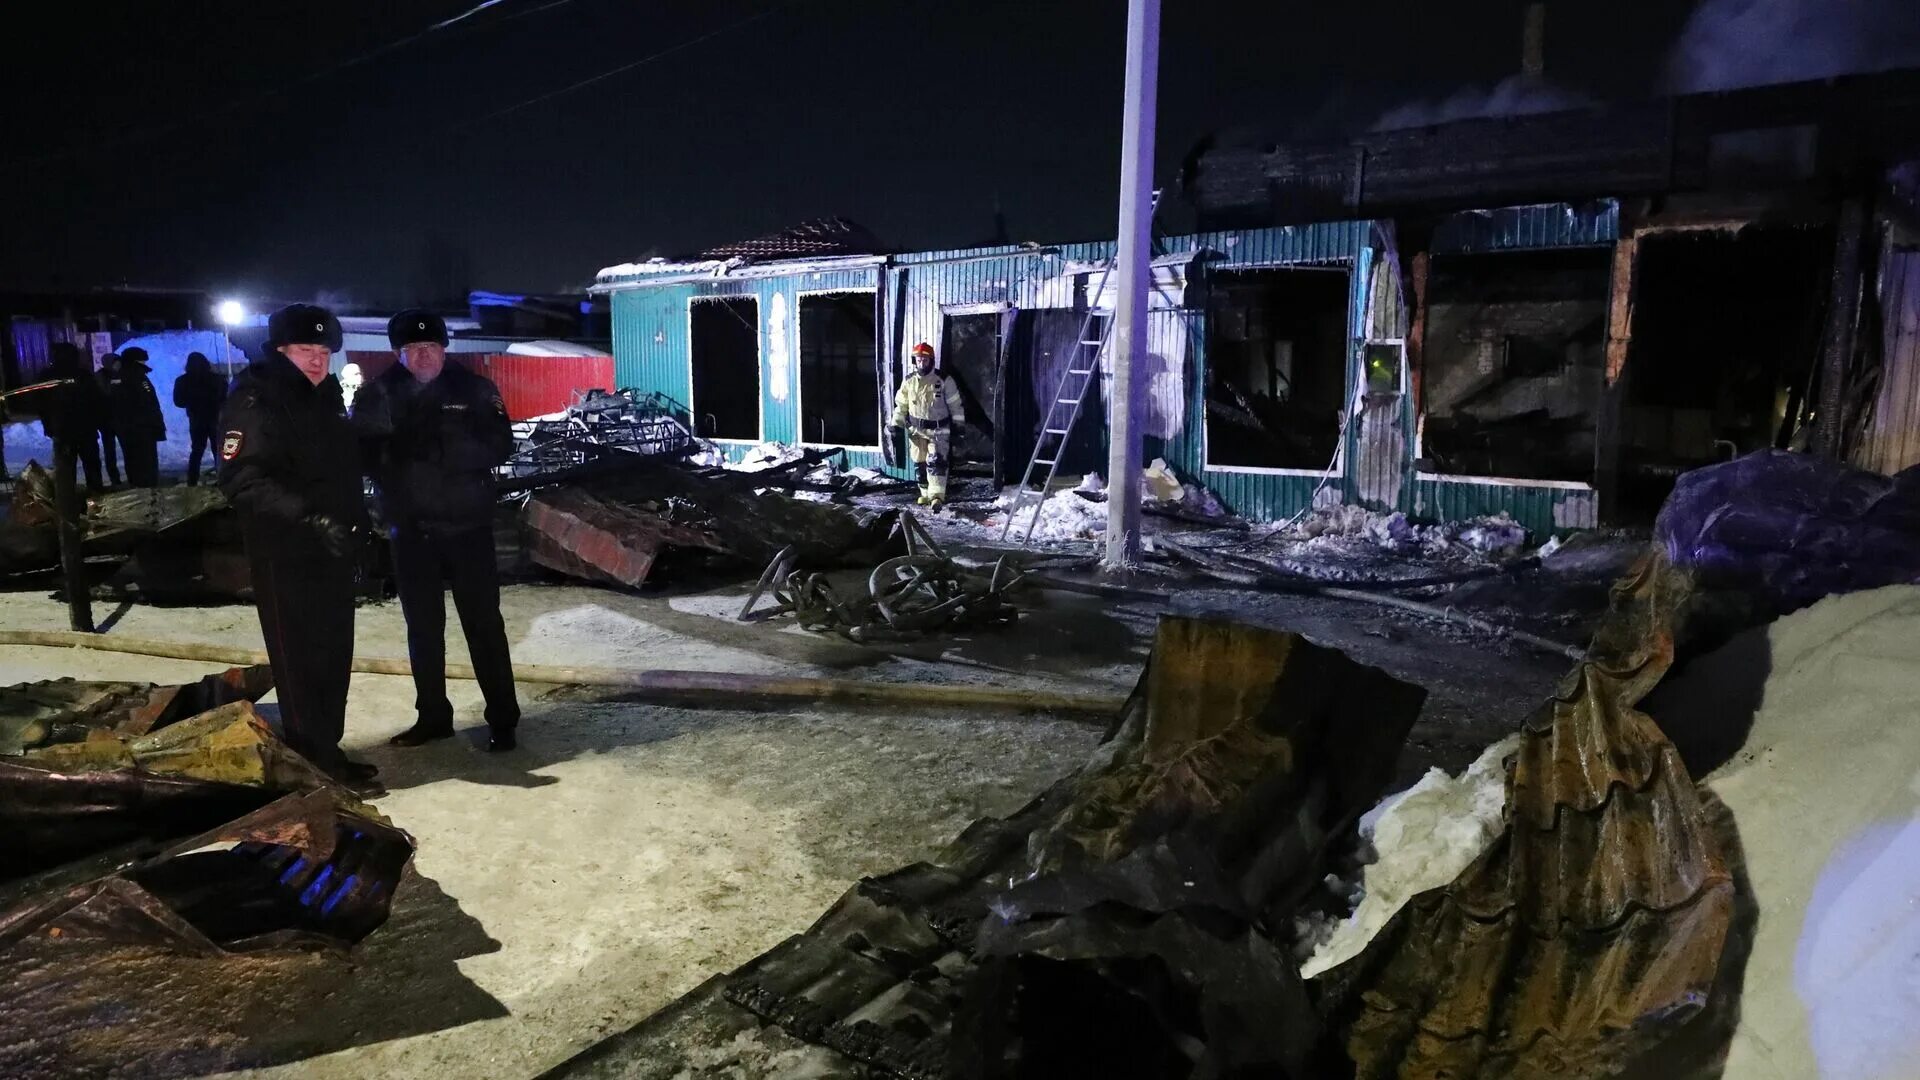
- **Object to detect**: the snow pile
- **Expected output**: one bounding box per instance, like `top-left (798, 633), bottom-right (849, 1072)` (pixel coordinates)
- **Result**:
top-left (726, 441), bottom-right (807, 473)
top-left (1265, 506), bottom-right (1533, 559)
top-left (1458, 513), bottom-right (1528, 553)
top-left (992, 486), bottom-right (1108, 542)
top-left (502, 339), bottom-right (612, 358)
top-left (1688, 584), bottom-right (1920, 1079)
top-left (1300, 733), bottom-right (1521, 979)
top-left (687, 440), bottom-right (729, 468)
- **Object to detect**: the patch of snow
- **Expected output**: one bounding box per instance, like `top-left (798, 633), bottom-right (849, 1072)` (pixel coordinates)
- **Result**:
top-left (1535, 534), bottom-right (1565, 560)
top-left (726, 441), bottom-right (806, 473)
top-left (1458, 513), bottom-right (1528, 553)
top-left (1300, 733), bottom-right (1521, 979)
top-left (1366, 511), bottom-right (1415, 547)
top-left (990, 486), bottom-right (1107, 542)
top-left (502, 340), bottom-right (612, 357)
top-left (1690, 585), bottom-right (1920, 1079)
top-left (1075, 472), bottom-right (1107, 495)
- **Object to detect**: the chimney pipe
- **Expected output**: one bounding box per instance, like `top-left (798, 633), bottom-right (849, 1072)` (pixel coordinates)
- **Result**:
top-left (1523, 2), bottom-right (1546, 77)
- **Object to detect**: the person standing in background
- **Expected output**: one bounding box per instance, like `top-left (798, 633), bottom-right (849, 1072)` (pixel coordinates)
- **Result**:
top-left (173, 351), bottom-right (227, 486)
top-left (40, 343), bottom-right (105, 492)
top-left (94, 352), bottom-right (123, 486)
top-left (110, 346), bottom-right (166, 487)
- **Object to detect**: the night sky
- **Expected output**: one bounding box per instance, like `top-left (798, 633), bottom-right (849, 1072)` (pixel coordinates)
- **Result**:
top-left (0, 0), bottom-right (1911, 308)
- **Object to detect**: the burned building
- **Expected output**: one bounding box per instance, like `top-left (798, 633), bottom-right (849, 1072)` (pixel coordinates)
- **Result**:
top-left (1186, 66), bottom-right (1920, 523)
top-left (593, 70), bottom-right (1920, 534)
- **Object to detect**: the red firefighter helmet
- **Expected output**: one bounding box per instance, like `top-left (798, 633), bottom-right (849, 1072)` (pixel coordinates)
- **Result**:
top-left (910, 342), bottom-right (935, 359)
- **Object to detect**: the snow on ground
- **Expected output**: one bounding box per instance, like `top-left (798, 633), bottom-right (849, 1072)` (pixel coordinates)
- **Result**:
top-left (1679, 584), bottom-right (1920, 1080)
top-left (1299, 733), bottom-right (1522, 979)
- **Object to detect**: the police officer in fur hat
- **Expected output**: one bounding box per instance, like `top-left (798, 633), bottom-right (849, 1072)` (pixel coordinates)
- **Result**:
top-left (352, 309), bottom-right (521, 751)
top-left (217, 303), bottom-right (379, 793)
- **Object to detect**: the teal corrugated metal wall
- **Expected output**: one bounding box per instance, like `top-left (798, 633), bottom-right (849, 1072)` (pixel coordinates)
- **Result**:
top-left (611, 267), bottom-right (877, 446)
top-left (1165, 222), bottom-right (1373, 520)
top-left (1412, 477), bottom-right (1598, 535)
top-left (605, 210), bottom-right (1618, 528)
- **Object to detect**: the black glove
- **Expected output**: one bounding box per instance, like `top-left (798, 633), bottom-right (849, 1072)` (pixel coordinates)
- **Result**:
top-left (304, 513), bottom-right (355, 559)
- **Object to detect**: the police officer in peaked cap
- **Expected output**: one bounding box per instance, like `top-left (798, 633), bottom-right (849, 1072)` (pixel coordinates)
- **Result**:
top-left (217, 303), bottom-right (380, 793)
top-left (351, 309), bottom-right (522, 752)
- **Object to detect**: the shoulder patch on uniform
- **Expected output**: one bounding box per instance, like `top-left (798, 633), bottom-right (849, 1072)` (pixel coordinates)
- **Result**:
top-left (220, 430), bottom-right (244, 461)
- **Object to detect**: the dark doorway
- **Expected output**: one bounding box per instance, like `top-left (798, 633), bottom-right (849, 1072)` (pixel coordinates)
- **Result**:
top-left (1204, 268), bottom-right (1349, 470)
top-left (1617, 226), bottom-right (1831, 520)
top-left (798, 293), bottom-right (878, 445)
top-left (1007, 308), bottom-right (1107, 481)
top-left (688, 297), bottom-right (760, 440)
top-left (1422, 248), bottom-right (1610, 482)
top-left (941, 312), bottom-right (1005, 479)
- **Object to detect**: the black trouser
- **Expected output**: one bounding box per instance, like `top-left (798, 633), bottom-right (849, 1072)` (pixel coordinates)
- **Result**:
top-left (122, 439), bottom-right (159, 487)
top-left (246, 529), bottom-right (357, 768)
top-left (74, 432), bottom-right (103, 491)
top-left (390, 525), bottom-right (519, 733)
top-left (187, 427), bottom-right (212, 485)
top-left (98, 425), bottom-right (121, 484)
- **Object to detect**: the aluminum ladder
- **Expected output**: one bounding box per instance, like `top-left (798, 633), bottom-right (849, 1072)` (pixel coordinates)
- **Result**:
top-left (999, 194), bottom-right (1160, 546)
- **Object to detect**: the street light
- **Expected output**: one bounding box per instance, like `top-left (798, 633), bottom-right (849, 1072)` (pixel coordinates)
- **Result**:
top-left (216, 300), bottom-right (247, 377)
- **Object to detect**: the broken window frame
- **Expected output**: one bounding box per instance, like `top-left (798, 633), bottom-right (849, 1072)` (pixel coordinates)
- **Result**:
top-left (1411, 248), bottom-right (1609, 493)
top-left (795, 287), bottom-right (883, 451)
top-left (1199, 262), bottom-right (1354, 478)
top-left (686, 293), bottom-right (764, 444)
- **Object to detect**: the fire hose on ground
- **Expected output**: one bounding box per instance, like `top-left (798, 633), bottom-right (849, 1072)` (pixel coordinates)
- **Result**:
top-left (0, 629), bottom-right (1124, 720)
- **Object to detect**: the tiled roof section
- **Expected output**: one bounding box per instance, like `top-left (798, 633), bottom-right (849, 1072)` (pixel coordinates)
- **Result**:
top-left (695, 217), bottom-right (883, 261)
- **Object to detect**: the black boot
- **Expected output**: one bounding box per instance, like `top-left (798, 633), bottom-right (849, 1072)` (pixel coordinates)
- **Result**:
top-left (390, 720), bottom-right (456, 747)
top-left (486, 727), bottom-right (517, 753)
top-left (317, 755), bottom-right (384, 796)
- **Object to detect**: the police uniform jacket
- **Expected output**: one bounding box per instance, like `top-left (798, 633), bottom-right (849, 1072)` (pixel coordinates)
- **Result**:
top-left (351, 362), bottom-right (513, 535)
top-left (216, 354), bottom-right (367, 549)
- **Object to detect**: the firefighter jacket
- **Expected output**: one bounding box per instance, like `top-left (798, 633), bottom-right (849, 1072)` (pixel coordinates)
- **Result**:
top-left (890, 371), bottom-right (965, 430)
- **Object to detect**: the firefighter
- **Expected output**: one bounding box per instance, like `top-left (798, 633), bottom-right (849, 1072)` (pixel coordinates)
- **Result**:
top-left (351, 309), bottom-right (521, 752)
top-left (889, 341), bottom-right (966, 508)
top-left (217, 304), bottom-right (379, 794)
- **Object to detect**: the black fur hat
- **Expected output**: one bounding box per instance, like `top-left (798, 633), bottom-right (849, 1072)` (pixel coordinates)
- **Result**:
top-left (266, 304), bottom-right (343, 352)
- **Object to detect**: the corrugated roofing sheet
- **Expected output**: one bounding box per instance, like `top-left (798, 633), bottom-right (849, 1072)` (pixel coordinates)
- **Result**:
top-left (1431, 200), bottom-right (1620, 254)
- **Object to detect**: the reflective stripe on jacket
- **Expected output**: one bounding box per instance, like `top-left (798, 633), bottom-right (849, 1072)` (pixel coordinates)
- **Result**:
top-left (891, 372), bottom-right (964, 428)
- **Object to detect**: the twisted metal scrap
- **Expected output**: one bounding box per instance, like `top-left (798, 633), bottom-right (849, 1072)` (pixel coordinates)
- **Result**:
top-left (1322, 553), bottom-right (1740, 1079)
top-left (746, 513), bottom-right (1024, 642)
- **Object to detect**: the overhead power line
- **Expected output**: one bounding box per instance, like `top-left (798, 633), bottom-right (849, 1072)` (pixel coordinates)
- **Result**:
top-left (457, 1), bottom-right (803, 130)
top-left (5, 0), bottom-right (578, 174)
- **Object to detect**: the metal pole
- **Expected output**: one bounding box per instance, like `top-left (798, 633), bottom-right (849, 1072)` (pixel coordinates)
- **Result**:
top-left (1104, 0), bottom-right (1160, 571)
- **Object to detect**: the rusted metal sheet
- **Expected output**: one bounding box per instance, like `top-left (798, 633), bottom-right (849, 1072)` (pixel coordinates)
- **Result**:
top-left (1322, 554), bottom-right (1738, 1079)
top-left (522, 488), bottom-right (726, 589)
top-left (0, 787), bottom-right (410, 952)
top-left (707, 617), bottom-right (1424, 1078)
top-left (0, 663), bottom-right (272, 756)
